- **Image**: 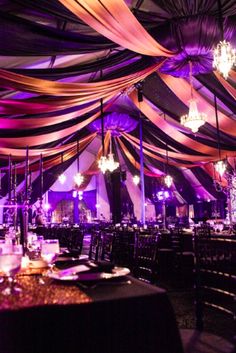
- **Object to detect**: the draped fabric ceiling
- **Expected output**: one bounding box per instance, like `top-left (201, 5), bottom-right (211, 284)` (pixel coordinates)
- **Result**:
top-left (0, 0), bottom-right (236, 205)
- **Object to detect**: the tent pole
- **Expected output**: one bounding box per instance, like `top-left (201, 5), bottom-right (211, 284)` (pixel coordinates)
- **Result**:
top-left (139, 115), bottom-right (145, 225)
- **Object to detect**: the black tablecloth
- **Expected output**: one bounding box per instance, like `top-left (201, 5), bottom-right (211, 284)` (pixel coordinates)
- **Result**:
top-left (0, 276), bottom-right (183, 353)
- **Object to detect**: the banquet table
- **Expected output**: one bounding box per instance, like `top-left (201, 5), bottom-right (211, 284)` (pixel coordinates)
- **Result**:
top-left (0, 270), bottom-right (183, 353)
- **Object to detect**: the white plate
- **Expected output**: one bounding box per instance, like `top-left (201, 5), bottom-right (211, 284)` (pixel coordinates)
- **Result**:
top-left (47, 267), bottom-right (130, 282)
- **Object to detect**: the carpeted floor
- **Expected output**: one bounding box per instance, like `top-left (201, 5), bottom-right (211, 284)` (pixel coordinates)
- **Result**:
top-left (158, 279), bottom-right (235, 345)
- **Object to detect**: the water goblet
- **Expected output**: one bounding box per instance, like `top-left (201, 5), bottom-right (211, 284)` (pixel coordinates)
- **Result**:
top-left (41, 239), bottom-right (60, 265)
top-left (0, 244), bottom-right (23, 295)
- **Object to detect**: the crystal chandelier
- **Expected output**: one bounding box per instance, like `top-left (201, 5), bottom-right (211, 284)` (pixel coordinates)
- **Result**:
top-left (106, 148), bottom-right (119, 173)
top-left (164, 174), bottom-right (173, 188)
top-left (213, 40), bottom-right (236, 79)
top-left (180, 61), bottom-right (206, 133)
top-left (74, 172), bottom-right (84, 187)
top-left (97, 96), bottom-right (119, 174)
top-left (214, 95), bottom-right (226, 178)
top-left (74, 140), bottom-right (84, 186)
top-left (98, 155), bottom-right (108, 174)
top-left (133, 175), bottom-right (140, 185)
top-left (215, 160), bottom-right (226, 177)
top-left (164, 115), bottom-right (173, 188)
top-left (58, 173), bottom-right (66, 185)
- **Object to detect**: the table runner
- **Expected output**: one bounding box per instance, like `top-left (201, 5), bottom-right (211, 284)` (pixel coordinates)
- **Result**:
top-left (0, 275), bottom-right (91, 311)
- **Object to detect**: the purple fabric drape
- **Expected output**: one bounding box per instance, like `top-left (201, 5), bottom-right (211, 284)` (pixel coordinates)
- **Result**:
top-left (88, 112), bottom-right (138, 136)
top-left (157, 16), bottom-right (235, 77)
top-left (0, 11), bottom-right (116, 56)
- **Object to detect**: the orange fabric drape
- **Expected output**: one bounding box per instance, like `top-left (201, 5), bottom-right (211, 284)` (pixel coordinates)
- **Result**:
top-left (58, 0), bottom-right (174, 57)
top-left (214, 71), bottom-right (236, 100)
top-left (0, 63), bottom-right (162, 97)
top-left (123, 132), bottom-right (209, 165)
top-left (129, 89), bottom-right (236, 158)
top-left (117, 137), bottom-right (162, 177)
top-left (7, 133), bottom-right (97, 173)
top-left (159, 72), bottom-right (236, 136)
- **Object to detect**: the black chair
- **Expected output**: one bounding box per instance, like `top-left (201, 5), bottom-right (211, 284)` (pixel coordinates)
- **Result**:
top-left (193, 235), bottom-right (236, 351)
top-left (101, 232), bottom-right (115, 262)
top-left (112, 230), bottom-right (136, 269)
top-left (132, 234), bottom-right (158, 284)
top-left (89, 230), bottom-right (102, 261)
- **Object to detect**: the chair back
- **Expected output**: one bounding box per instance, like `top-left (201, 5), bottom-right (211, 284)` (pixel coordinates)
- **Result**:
top-left (89, 230), bottom-right (102, 261)
top-left (133, 234), bottom-right (158, 283)
top-left (194, 235), bottom-right (236, 344)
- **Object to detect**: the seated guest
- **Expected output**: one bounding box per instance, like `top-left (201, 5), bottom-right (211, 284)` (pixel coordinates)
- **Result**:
top-left (35, 208), bottom-right (46, 226)
top-left (62, 214), bottom-right (70, 225)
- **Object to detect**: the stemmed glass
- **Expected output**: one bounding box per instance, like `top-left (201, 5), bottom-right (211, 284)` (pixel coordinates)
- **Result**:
top-left (41, 239), bottom-right (60, 265)
top-left (0, 244), bottom-right (23, 295)
top-left (40, 239), bottom-right (60, 283)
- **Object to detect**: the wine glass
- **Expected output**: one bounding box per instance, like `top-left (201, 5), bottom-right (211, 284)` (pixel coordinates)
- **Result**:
top-left (0, 244), bottom-right (23, 295)
top-left (41, 239), bottom-right (60, 264)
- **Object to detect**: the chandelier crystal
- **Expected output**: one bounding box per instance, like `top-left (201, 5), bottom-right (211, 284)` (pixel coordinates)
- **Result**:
top-left (180, 61), bottom-right (206, 133)
top-left (98, 134), bottom-right (119, 174)
top-left (213, 40), bottom-right (236, 79)
top-left (215, 160), bottom-right (226, 177)
top-left (106, 152), bottom-right (119, 172)
top-left (98, 155), bottom-right (108, 174)
top-left (58, 173), bottom-right (66, 185)
top-left (133, 175), bottom-right (140, 185)
top-left (74, 172), bottom-right (84, 187)
top-left (164, 174), bottom-right (173, 188)
top-left (180, 99), bottom-right (206, 133)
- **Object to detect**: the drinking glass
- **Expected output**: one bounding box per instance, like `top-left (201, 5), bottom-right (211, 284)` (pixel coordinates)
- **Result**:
top-left (41, 239), bottom-right (60, 264)
top-left (0, 244), bottom-right (23, 295)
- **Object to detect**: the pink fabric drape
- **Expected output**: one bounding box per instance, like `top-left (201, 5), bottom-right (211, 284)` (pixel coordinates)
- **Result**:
top-left (0, 93), bottom-right (115, 115)
top-left (0, 95), bottom-right (119, 148)
top-left (0, 133), bottom-right (96, 159)
top-left (1, 133), bottom-right (97, 173)
top-left (159, 72), bottom-right (236, 136)
top-left (0, 96), bottom-right (113, 129)
top-left (58, 0), bottom-right (174, 57)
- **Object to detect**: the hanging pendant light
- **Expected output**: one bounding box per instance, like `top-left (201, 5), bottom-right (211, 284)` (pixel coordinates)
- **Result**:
top-left (214, 95), bottom-right (226, 177)
top-left (164, 115), bottom-right (173, 188)
top-left (180, 61), bottom-right (206, 133)
top-left (106, 135), bottom-right (119, 173)
top-left (58, 153), bottom-right (66, 185)
top-left (133, 174), bottom-right (140, 185)
top-left (74, 140), bottom-right (84, 187)
top-left (98, 96), bottom-right (108, 174)
top-left (213, 0), bottom-right (236, 79)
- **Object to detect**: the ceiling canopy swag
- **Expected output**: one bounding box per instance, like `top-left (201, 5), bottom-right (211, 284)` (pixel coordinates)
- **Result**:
top-left (0, 0), bottom-right (235, 203)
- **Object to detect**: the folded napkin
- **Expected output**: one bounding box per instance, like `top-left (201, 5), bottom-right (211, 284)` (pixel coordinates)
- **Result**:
top-left (56, 260), bottom-right (114, 278)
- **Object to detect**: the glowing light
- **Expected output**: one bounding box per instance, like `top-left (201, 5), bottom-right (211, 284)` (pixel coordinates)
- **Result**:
top-left (180, 61), bottom-right (206, 133)
top-left (215, 160), bottom-right (226, 177)
top-left (213, 40), bottom-right (236, 79)
top-left (133, 175), bottom-right (140, 185)
top-left (181, 99), bottom-right (206, 133)
top-left (164, 174), bottom-right (173, 188)
top-left (74, 172), bottom-right (84, 187)
top-left (58, 173), bottom-right (66, 185)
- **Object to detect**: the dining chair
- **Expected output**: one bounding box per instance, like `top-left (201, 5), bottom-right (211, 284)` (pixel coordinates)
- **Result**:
top-left (180, 235), bottom-right (236, 353)
top-left (101, 232), bottom-right (115, 262)
top-left (89, 230), bottom-right (102, 261)
top-left (132, 234), bottom-right (158, 284)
